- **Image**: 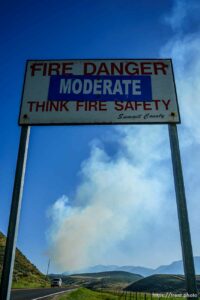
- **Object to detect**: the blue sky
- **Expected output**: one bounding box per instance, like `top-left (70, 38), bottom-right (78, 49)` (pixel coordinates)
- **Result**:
top-left (1, 0), bottom-right (200, 274)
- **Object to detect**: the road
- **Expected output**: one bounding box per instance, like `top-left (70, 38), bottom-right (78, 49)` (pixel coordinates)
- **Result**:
top-left (11, 287), bottom-right (74, 300)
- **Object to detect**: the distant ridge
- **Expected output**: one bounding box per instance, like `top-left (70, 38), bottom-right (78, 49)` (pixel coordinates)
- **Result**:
top-left (63, 264), bottom-right (153, 277)
top-left (63, 257), bottom-right (200, 277)
top-left (154, 257), bottom-right (200, 275)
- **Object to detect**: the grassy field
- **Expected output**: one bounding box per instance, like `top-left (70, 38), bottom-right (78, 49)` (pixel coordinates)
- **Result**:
top-left (57, 288), bottom-right (188, 300)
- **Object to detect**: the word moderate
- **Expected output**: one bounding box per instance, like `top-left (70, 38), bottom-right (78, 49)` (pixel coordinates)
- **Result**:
top-left (48, 75), bottom-right (152, 101)
top-left (59, 78), bottom-right (141, 95)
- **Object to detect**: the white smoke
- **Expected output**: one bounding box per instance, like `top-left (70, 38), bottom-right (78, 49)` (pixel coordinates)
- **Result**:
top-left (46, 0), bottom-right (200, 272)
top-left (46, 125), bottom-right (178, 272)
top-left (162, 37), bottom-right (200, 142)
top-left (161, 0), bottom-right (200, 256)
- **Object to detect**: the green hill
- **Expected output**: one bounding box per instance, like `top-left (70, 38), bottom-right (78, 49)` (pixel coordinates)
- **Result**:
top-left (61, 271), bottom-right (143, 290)
top-left (0, 231), bottom-right (49, 288)
top-left (125, 274), bottom-right (200, 293)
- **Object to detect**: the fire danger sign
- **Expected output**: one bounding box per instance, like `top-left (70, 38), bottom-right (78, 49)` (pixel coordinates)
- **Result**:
top-left (19, 59), bottom-right (180, 125)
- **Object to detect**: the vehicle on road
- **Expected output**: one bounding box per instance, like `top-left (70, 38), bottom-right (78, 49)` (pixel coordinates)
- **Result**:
top-left (51, 278), bottom-right (62, 287)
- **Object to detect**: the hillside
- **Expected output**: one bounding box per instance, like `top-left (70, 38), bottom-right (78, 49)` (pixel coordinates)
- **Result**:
top-left (125, 274), bottom-right (200, 293)
top-left (0, 231), bottom-right (49, 288)
top-left (59, 271), bottom-right (143, 290)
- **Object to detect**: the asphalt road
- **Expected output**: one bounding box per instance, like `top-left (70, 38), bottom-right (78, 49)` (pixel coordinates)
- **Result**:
top-left (11, 287), bottom-right (74, 300)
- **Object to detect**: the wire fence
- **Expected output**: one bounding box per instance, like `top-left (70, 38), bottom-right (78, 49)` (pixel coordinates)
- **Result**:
top-left (104, 290), bottom-right (197, 300)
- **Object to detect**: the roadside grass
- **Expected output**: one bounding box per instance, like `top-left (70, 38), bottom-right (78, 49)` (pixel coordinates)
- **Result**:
top-left (58, 288), bottom-right (118, 299)
top-left (12, 274), bottom-right (50, 288)
top-left (57, 288), bottom-right (188, 300)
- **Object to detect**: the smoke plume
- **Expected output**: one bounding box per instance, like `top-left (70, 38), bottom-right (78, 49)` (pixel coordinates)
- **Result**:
top-left (46, 0), bottom-right (200, 272)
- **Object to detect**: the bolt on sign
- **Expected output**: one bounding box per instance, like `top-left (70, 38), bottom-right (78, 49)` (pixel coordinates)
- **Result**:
top-left (19, 59), bottom-right (180, 125)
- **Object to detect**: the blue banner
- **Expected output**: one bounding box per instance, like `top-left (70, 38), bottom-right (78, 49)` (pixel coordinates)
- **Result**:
top-left (48, 75), bottom-right (152, 101)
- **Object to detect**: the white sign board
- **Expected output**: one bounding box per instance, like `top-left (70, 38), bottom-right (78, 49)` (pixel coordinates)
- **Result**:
top-left (19, 59), bottom-right (180, 125)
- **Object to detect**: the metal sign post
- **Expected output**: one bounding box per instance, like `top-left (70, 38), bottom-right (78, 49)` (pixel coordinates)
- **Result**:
top-left (168, 124), bottom-right (197, 298)
top-left (0, 126), bottom-right (30, 300)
